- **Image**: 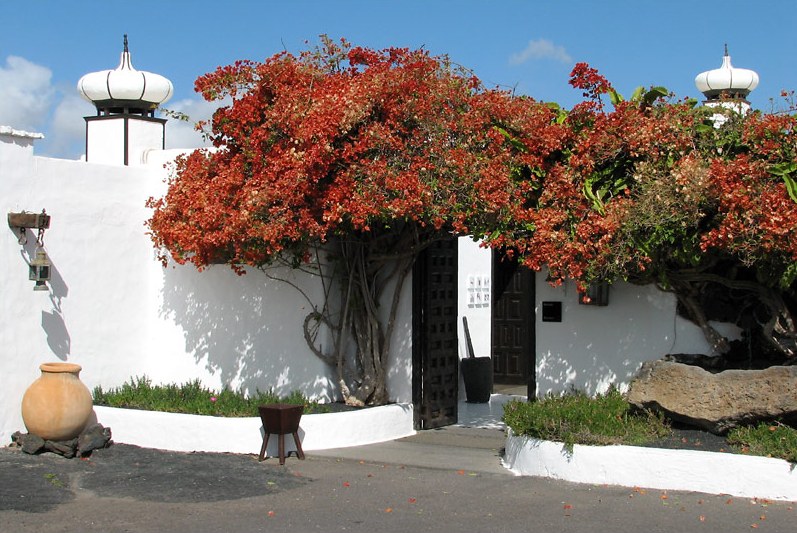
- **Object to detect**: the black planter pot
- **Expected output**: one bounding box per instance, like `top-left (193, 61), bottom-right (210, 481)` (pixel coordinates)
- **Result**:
top-left (461, 357), bottom-right (493, 403)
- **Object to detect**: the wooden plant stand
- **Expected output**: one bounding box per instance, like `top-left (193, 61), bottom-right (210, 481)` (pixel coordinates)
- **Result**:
top-left (258, 404), bottom-right (305, 465)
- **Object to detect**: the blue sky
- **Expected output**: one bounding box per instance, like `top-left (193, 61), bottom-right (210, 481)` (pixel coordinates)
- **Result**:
top-left (2, 0), bottom-right (795, 159)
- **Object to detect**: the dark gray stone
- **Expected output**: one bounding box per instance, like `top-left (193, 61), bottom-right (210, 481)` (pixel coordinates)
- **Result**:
top-left (17, 432), bottom-right (45, 455)
top-left (77, 423), bottom-right (112, 456)
top-left (11, 424), bottom-right (112, 458)
top-left (44, 438), bottom-right (77, 458)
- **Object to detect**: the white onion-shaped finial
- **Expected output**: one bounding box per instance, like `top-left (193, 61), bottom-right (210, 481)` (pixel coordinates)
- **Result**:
top-left (77, 34), bottom-right (173, 111)
top-left (695, 45), bottom-right (759, 100)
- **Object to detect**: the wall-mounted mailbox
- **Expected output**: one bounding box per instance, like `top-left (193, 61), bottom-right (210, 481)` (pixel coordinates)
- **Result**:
top-left (541, 301), bottom-right (562, 322)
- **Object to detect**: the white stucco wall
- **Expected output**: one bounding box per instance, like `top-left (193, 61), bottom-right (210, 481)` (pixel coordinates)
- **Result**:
top-left (85, 119), bottom-right (125, 165)
top-left (456, 237), bottom-right (731, 399)
top-left (457, 237), bottom-right (492, 399)
top-left (457, 237), bottom-right (492, 360)
top-left (535, 277), bottom-right (679, 395)
top-left (0, 130), bottom-right (413, 443)
top-left (534, 274), bottom-right (738, 396)
top-left (86, 117), bottom-right (165, 166)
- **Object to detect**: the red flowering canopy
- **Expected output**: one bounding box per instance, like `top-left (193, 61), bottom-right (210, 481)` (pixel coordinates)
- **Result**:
top-left (495, 64), bottom-right (797, 361)
top-left (148, 38), bottom-right (564, 269)
top-left (147, 38), bottom-right (564, 404)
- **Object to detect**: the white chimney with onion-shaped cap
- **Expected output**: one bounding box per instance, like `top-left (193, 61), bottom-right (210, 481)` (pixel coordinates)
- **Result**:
top-left (78, 35), bottom-right (173, 165)
top-left (695, 45), bottom-right (759, 123)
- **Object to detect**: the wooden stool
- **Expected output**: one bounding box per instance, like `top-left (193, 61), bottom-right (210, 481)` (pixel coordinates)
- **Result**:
top-left (258, 404), bottom-right (305, 465)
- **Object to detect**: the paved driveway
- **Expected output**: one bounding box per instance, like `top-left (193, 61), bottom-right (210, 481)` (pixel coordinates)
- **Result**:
top-left (1, 429), bottom-right (794, 533)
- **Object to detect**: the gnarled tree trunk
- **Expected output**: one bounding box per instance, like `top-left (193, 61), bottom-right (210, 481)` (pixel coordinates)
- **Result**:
top-left (667, 269), bottom-right (797, 364)
top-left (301, 225), bottom-right (431, 406)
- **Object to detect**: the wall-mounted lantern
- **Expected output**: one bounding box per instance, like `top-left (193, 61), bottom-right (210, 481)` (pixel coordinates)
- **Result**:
top-left (578, 280), bottom-right (610, 306)
top-left (8, 209), bottom-right (52, 291)
top-left (29, 248), bottom-right (52, 291)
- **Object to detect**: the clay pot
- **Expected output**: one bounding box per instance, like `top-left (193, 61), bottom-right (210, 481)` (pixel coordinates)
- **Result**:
top-left (21, 362), bottom-right (93, 441)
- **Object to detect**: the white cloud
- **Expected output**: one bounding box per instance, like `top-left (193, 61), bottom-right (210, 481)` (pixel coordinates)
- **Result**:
top-left (0, 55), bottom-right (55, 131)
top-left (47, 92), bottom-right (94, 158)
top-left (162, 97), bottom-right (223, 150)
top-left (509, 39), bottom-right (572, 66)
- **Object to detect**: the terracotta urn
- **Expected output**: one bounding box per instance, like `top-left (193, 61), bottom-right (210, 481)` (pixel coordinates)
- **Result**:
top-left (21, 362), bottom-right (93, 441)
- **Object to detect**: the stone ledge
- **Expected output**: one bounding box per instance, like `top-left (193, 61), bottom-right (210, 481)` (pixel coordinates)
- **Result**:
top-left (502, 433), bottom-right (797, 502)
top-left (93, 403), bottom-right (414, 457)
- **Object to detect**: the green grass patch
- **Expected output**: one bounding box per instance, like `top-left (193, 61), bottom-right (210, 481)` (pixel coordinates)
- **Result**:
top-left (44, 473), bottom-right (64, 488)
top-left (502, 388), bottom-right (671, 452)
top-left (502, 387), bottom-right (797, 463)
top-left (92, 376), bottom-right (329, 416)
top-left (727, 422), bottom-right (797, 463)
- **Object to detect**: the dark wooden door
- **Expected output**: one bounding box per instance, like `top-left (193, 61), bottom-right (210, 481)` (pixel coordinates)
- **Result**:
top-left (412, 239), bottom-right (459, 429)
top-left (491, 252), bottom-right (535, 396)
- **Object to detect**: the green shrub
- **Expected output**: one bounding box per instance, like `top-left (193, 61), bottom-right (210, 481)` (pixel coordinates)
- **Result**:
top-left (727, 422), bottom-right (797, 463)
top-left (92, 376), bottom-right (329, 416)
top-left (502, 387), bottom-right (670, 452)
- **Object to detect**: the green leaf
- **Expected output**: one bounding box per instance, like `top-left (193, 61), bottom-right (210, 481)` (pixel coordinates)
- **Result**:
top-left (494, 126), bottom-right (527, 153)
top-left (770, 161), bottom-right (797, 204)
top-left (783, 173), bottom-right (797, 204)
top-left (770, 161), bottom-right (797, 177)
top-left (630, 86), bottom-right (645, 102)
top-left (780, 262), bottom-right (797, 289)
top-left (641, 86), bottom-right (668, 106)
top-left (582, 178), bottom-right (606, 214)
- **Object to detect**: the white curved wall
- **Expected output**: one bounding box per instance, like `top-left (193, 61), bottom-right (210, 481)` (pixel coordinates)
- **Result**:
top-left (93, 403), bottom-right (415, 454)
top-left (504, 434), bottom-right (797, 501)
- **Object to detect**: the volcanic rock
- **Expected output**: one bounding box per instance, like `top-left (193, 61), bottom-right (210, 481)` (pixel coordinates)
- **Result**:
top-left (627, 360), bottom-right (797, 434)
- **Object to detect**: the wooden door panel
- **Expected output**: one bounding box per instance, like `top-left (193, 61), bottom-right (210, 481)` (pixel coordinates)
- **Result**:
top-left (491, 253), bottom-right (534, 390)
top-left (413, 239), bottom-right (458, 429)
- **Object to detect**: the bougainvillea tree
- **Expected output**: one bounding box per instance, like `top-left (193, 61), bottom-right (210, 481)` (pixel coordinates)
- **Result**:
top-left (494, 64), bottom-right (797, 366)
top-left (147, 37), bottom-right (564, 405)
top-left (149, 37), bottom-right (796, 403)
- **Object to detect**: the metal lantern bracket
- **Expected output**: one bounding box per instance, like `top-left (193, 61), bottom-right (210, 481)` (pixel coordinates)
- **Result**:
top-left (8, 210), bottom-right (50, 245)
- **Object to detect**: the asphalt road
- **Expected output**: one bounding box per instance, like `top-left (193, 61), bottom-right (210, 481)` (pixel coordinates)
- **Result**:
top-left (1, 429), bottom-right (794, 533)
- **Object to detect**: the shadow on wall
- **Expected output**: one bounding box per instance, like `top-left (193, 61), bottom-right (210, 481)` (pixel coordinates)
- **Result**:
top-left (21, 238), bottom-right (72, 360)
top-left (535, 284), bottom-right (678, 397)
top-left (386, 322), bottom-right (412, 399)
top-left (160, 263), bottom-right (337, 401)
top-left (536, 348), bottom-right (640, 396)
top-left (41, 309), bottom-right (70, 359)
